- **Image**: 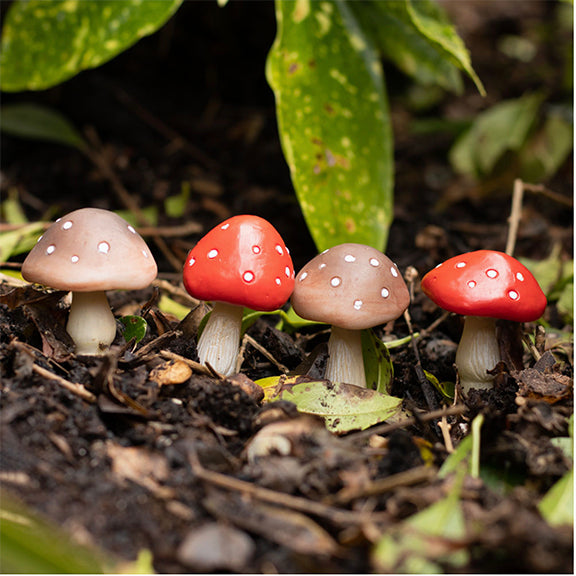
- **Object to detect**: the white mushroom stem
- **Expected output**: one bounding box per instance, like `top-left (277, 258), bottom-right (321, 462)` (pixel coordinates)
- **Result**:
top-left (66, 291), bottom-right (117, 356)
top-left (455, 315), bottom-right (501, 393)
top-left (196, 301), bottom-right (244, 376)
top-left (325, 326), bottom-right (366, 388)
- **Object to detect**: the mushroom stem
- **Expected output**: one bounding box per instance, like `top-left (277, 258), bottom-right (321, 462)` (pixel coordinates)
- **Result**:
top-left (455, 315), bottom-right (501, 393)
top-left (325, 326), bottom-right (366, 387)
top-left (196, 301), bottom-right (244, 376)
top-left (66, 291), bottom-right (117, 356)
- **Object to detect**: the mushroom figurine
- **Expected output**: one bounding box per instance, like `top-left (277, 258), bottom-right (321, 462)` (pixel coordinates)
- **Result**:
top-left (421, 250), bottom-right (546, 393)
top-left (182, 215), bottom-right (294, 376)
top-left (291, 243), bottom-right (410, 388)
top-left (21, 208), bottom-right (157, 356)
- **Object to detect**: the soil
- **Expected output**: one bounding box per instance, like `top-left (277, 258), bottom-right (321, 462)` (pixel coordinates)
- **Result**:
top-left (0, 1), bottom-right (573, 573)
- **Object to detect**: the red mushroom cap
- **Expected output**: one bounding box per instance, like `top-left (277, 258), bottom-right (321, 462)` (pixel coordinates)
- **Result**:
top-left (183, 215), bottom-right (294, 311)
top-left (421, 250), bottom-right (546, 322)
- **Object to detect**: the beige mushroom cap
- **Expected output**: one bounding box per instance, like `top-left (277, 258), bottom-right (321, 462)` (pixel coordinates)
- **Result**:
top-left (291, 243), bottom-right (410, 330)
top-left (22, 208), bottom-right (157, 291)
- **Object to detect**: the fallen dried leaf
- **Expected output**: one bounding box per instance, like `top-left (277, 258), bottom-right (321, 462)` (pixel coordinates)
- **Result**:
top-left (149, 360), bottom-right (192, 386)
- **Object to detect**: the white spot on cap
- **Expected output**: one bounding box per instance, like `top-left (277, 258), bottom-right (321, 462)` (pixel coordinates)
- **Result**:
top-left (285, 266), bottom-right (291, 277)
top-left (142, 250), bottom-right (149, 259)
top-left (435, 263), bottom-right (442, 268)
top-left (353, 300), bottom-right (363, 310)
top-left (275, 278), bottom-right (281, 286)
top-left (207, 249), bottom-right (218, 259)
top-left (321, 248), bottom-right (330, 254)
top-left (369, 258), bottom-right (380, 267)
top-left (319, 263), bottom-right (326, 270)
top-left (516, 272), bottom-right (525, 281)
top-left (381, 288), bottom-right (389, 298)
top-left (344, 254), bottom-right (356, 263)
top-left (252, 245), bottom-right (261, 254)
top-left (55, 218), bottom-right (62, 223)
top-left (286, 247), bottom-right (290, 255)
top-left (330, 276), bottom-right (341, 287)
top-left (221, 223), bottom-right (230, 230)
top-left (71, 255), bottom-right (79, 263)
top-left (46, 245), bottom-right (56, 255)
top-left (188, 257), bottom-right (196, 266)
top-left (486, 269), bottom-right (498, 278)
top-left (127, 225), bottom-right (136, 234)
top-left (98, 241), bottom-right (110, 254)
top-left (37, 235), bottom-right (43, 243)
top-left (299, 272), bottom-right (308, 281)
top-left (62, 221), bottom-right (73, 230)
top-left (275, 245), bottom-right (284, 256)
top-left (508, 290), bottom-right (519, 300)
top-left (390, 266), bottom-right (398, 277)
top-left (243, 271), bottom-right (254, 283)
top-left (456, 262), bottom-right (466, 268)
top-left (468, 280), bottom-right (476, 288)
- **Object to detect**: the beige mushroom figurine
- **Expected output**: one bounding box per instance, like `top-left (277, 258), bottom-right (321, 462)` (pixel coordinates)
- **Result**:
top-left (291, 243), bottom-right (410, 388)
top-left (22, 208), bottom-right (157, 355)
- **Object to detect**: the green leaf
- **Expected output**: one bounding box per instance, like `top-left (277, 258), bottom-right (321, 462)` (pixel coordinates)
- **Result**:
top-left (351, 0), bottom-right (483, 96)
top-left (258, 375), bottom-right (402, 434)
top-left (266, 0), bottom-right (393, 252)
top-left (0, 223), bottom-right (45, 261)
top-left (519, 109), bottom-right (573, 182)
top-left (1, 104), bottom-right (87, 150)
top-left (118, 315), bottom-right (148, 345)
top-left (362, 329), bottom-right (393, 394)
top-left (158, 294), bottom-right (191, 321)
top-left (424, 369), bottom-right (455, 400)
top-left (539, 468), bottom-right (574, 527)
top-left (405, 0), bottom-right (484, 95)
top-left (1, 189), bottom-right (28, 224)
top-left (0, 496), bottom-right (110, 573)
top-left (1, 0), bottom-right (183, 92)
top-left (164, 181), bottom-right (190, 218)
top-left (372, 470), bottom-right (468, 573)
top-left (450, 93), bottom-right (544, 179)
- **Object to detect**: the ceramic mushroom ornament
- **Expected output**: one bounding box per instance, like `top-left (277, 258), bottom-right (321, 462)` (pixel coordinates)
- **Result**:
top-left (183, 215), bottom-right (294, 376)
top-left (291, 243), bottom-right (410, 388)
top-left (421, 250), bottom-right (546, 393)
top-left (22, 208), bottom-right (157, 355)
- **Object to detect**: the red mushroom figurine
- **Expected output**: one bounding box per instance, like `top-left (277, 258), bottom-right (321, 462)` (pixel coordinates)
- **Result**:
top-left (421, 250), bottom-right (546, 393)
top-left (183, 215), bottom-right (294, 376)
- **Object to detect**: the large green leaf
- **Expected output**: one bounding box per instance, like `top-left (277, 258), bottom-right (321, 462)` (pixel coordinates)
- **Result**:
top-left (266, 0), bottom-right (393, 252)
top-left (0, 0), bottom-right (183, 92)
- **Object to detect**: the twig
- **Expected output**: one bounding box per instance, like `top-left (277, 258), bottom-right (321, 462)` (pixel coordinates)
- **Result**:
top-left (438, 416), bottom-right (454, 453)
top-left (324, 465), bottom-right (436, 505)
top-left (403, 308), bottom-right (438, 412)
top-left (32, 364), bottom-right (96, 404)
top-left (242, 333), bottom-right (290, 374)
top-left (523, 182), bottom-right (573, 207)
top-left (505, 178), bottom-right (524, 257)
top-left (188, 449), bottom-right (385, 525)
top-left (159, 349), bottom-right (214, 377)
top-left (345, 404), bottom-right (468, 443)
top-left (115, 88), bottom-right (220, 170)
top-left (83, 127), bottom-right (182, 272)
top-left (0, 221), bottom-right (202, 239)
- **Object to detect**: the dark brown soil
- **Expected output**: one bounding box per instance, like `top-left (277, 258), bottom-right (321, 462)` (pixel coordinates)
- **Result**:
top-left (1, 1), bottom-right (573, 573)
